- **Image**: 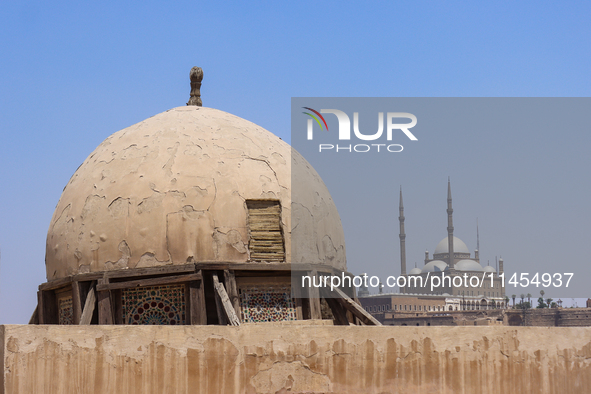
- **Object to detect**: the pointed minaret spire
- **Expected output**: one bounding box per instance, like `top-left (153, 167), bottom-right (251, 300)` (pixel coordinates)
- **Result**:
top-left (477, 218), bottom-right (480, 253)
top-left (474, 218), bottom-right (480, 262)
top-left (399, 186), bottom-right (407, 281)
top-left (447, 177), bottom-right (455, 271)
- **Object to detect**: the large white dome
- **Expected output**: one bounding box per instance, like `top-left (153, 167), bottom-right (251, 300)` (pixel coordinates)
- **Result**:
top-left (46, 106), bottom-right (346, 280)
top-left (434, 236), bottom-right (470, 255)
top-left (455, 259), bottom-right (484, 272)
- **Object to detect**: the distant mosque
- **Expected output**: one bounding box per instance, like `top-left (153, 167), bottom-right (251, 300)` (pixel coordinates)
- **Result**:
top-left (399, 179), bottom-right (505, 300)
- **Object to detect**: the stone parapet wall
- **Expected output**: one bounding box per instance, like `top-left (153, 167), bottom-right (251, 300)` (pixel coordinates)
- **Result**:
top-left (505, 308), bottom-right (591, 327)
top-left (1, 324), bottom-right (590, 394)
top-left (557, 308), bottom-right (591, 326)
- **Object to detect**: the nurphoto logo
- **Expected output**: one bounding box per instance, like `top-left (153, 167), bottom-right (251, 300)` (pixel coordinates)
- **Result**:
top-left (303, 107), bottom-right (418, 153)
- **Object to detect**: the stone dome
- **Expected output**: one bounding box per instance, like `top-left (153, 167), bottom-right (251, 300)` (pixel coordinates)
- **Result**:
top-left (434, 236), bottom-right (470, 255)
top-left (455, 259), bottom-right (484, 272)
top-left (483, 265), bottom-right (496, 273)
top-left (45, 106), bottom-right (346, 280)
top-left (421, 260), bottom-right (448, 273)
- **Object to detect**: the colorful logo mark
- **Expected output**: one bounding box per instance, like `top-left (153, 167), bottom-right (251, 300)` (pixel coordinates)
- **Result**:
top-left (302, 107), bottom-right (329, 131)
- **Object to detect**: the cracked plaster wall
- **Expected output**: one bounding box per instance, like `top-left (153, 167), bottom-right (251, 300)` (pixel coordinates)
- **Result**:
top-left (2, 324), bottom-right (590, 393)
top-left (46, 107), bottom-right (346, 280)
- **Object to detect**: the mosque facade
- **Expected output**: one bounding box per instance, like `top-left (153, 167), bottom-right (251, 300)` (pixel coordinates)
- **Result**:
top-left (400, 180), bottom-right (506, 304)
top-left (359, 180), bottom-right (507, 315)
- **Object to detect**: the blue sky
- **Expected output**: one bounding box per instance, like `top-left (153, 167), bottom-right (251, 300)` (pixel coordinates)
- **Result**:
top-left (1, 1), bottom-right (591, 323)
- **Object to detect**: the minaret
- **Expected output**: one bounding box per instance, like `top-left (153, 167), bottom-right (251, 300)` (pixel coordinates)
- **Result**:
top-left (447, 178), bottom-right (455, 270)
top-left (475, 220), bottom-right (480, 262)
top-left (398, 186), bottom-right (406, 275)
top-left (477, 218), bottom-right (480, 252)
top-left (399, 187), bottom-right (407, 283)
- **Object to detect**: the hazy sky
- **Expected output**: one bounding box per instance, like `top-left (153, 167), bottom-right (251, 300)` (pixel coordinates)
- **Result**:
top-left (1, 1), bottom-right (591, 323)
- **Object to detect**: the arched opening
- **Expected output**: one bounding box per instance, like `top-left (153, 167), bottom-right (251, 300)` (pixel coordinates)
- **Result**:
top-left (508, 315), bottom-right (523, 326)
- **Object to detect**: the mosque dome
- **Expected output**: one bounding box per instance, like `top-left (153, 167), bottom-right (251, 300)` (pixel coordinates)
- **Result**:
top-left (409, 267), bottom-right (422, 275)
top-left (434, 236), bottom-right (469, 255)
top-left (455, 259), bottom-right (484, 272)
top-left (483, 265), bottom-right (496, 273)
top-left (45, 106), bottom-right (346, 280)
top-left (421, 260), bottom-right (448, 273)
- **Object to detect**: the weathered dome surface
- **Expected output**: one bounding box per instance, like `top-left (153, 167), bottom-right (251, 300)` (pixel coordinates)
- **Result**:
top-left (483, 265), bottom-right (496, 273)
top-left (434, 236), bottom-right (469, 255)
top-left (455, 259), bottom-right (484, 272)
top-left (421, 260), bottom-right (448, 273)
top-left (46, 106), bottom-right (346, 280)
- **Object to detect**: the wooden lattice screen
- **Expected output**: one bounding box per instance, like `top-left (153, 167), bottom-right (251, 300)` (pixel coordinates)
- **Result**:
top-left (246, 200), bottom-right (285, 262)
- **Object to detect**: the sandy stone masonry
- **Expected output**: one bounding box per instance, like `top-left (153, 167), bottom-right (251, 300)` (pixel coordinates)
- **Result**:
top-left (2, 324), bottom-right (590, 393)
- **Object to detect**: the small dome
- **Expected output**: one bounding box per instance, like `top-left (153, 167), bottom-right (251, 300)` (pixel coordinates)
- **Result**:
top-left (422, 260), bottom-right (448, 273)
top-left (409, 267), bottom-right (422, 275)
top-left (483, 265), bottom-right (496, 273)
top-left (455, 259), bottom-right (484, 272)
top-left (434, 236), bottom-right (470, 255)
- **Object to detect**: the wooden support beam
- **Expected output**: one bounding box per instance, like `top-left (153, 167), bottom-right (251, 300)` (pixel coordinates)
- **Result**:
top-left (212, 274), bottom-right (240, 326)
top-left (112, 289), bottom-right (123, 324)
top-left (96, 273), bottom-right (202, 292)
top-left (293, 279), bottom-right (304, 320)
top-left (72, 281), bottom-right (83, 325)
top-left (28, 305), bottom-right (39, 325)
top-left (37, 262), bottom-right (353, 292)
top-left (223, 270), bottom-right (241, 319)
top-left (38, 290), bottom-right (57, 324)
top-left (80, 283), bottom-right (96, 325)
top-left (103, 263), bottom-right (197, 279)
top-left (38, 276), bottom-right (73, 291)
top-left (39, 263), bottom-right (200, 291)
top-left (37, 291), bottom-right (44, 324)
top-left (322, 289), bottom-right (350, 325)
top-left (213, 275), bottom-right (228, 325)
top-left (332, 287), bottom-right (381, 326)
top-left (308, 270), bottom-right (322, 320)
top-left (352, 295), bottom-right (362, 325)
top-left (97, 278), bottom-right (113, 325)
top-left (188, 273), bottom-right (206, 325)
top-left (192, 262), bottom-right (344, 274)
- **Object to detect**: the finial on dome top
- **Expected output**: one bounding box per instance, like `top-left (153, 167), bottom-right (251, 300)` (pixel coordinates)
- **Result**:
top-left (187, 67), bottom-right (203, 106)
